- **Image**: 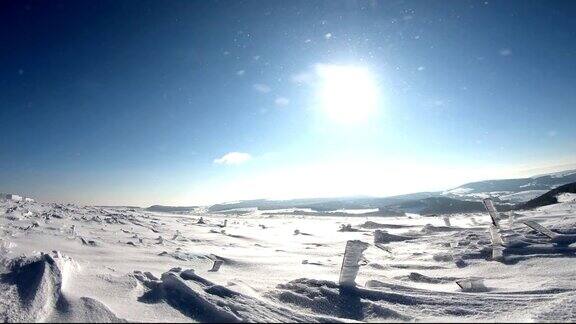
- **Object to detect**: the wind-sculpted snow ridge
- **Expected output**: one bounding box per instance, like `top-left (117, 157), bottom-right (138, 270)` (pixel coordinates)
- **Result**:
top-left (133, 267), bottom-right (341, 323)
top-left (0, 252), bottom-right (67, 322)
top-left (373, 229), bottom-right (416, 244)
top-left (0, 251), bottom-right (124, 323)
top-left (269, 277), bottom-right (567, 322)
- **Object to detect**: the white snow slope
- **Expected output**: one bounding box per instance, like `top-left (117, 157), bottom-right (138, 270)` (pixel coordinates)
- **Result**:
top-left (1, 198), bottom-right (576, 322)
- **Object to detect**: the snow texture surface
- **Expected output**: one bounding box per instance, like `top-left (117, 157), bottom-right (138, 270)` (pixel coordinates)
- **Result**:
top-left (1, 198), bottom-right (576, 322)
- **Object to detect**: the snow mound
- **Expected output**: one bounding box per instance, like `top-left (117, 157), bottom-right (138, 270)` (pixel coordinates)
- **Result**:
top-left (404, 272), bottom-right (457, 284)
top-left (48, 297), bottom-right (126, 323)
top-left (373, 230), bottom-right (415, 244)
top-left (134, 267), bottom-right (335, 323)
top-left (0, 251), bottom-right (124, 323)
top-left (0, 252), bottom-right (70, 322)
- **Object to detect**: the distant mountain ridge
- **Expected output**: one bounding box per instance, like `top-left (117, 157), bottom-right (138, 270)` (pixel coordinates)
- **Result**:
top-left (393, 196), bottom-right (513, 215)
top-left (444, 169), bottom-right (576, 197)
top-left (146, 205), bottom-right (198, 212)
top-left (207, 192), bottom-right (440, 213)
top-left (521, 182), bottom-right (576, 209)
top-left (205, 168), bottom-right (576, 215)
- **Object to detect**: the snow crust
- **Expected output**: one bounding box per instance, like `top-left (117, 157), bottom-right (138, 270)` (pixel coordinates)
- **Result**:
top-left (2, 198), bottom-right (576, 322)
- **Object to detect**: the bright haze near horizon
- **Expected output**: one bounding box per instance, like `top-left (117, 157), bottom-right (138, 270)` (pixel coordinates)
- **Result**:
top-left (1, 0), bottom-right (575, 206)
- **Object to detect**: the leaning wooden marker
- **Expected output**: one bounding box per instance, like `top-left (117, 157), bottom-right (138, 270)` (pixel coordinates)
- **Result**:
top-left (482, 198), bottom-right (500, 227)
top-left (483, 199), bottom-right (505, 260)
top-left (339, 240), bottom-right (370, 287)
top-left (521, 220), bottom-right (576, 245)
top-left (521, 220), bottom-right (557, 239)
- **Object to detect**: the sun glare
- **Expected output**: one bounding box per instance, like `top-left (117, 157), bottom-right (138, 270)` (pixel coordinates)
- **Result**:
top-left (316, 64), bottom-right (380, 123)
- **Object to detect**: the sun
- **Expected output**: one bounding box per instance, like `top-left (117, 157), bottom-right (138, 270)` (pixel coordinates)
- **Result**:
top-left (316, 64), bottom-right (380, 124)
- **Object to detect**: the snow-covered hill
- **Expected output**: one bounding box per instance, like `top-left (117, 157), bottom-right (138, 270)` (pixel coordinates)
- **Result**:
top-left (443, 169), bottom-right (576, 202)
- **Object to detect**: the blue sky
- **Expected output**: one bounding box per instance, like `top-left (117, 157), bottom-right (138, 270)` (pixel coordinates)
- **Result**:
top-left (1, 0), bottom-right (575, 206)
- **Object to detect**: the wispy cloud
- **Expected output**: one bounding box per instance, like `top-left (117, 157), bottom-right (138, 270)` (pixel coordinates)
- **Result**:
top-left (290, 71), bottom-right (315, 86)
top-left (253, 83), bottom-right (271, 93)
top-left (499, 48), bottom-right (512, 56)
top-left (214, 152), bottom-right (252, 165)
top-left (275, 97), bottom-right (290, 107)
